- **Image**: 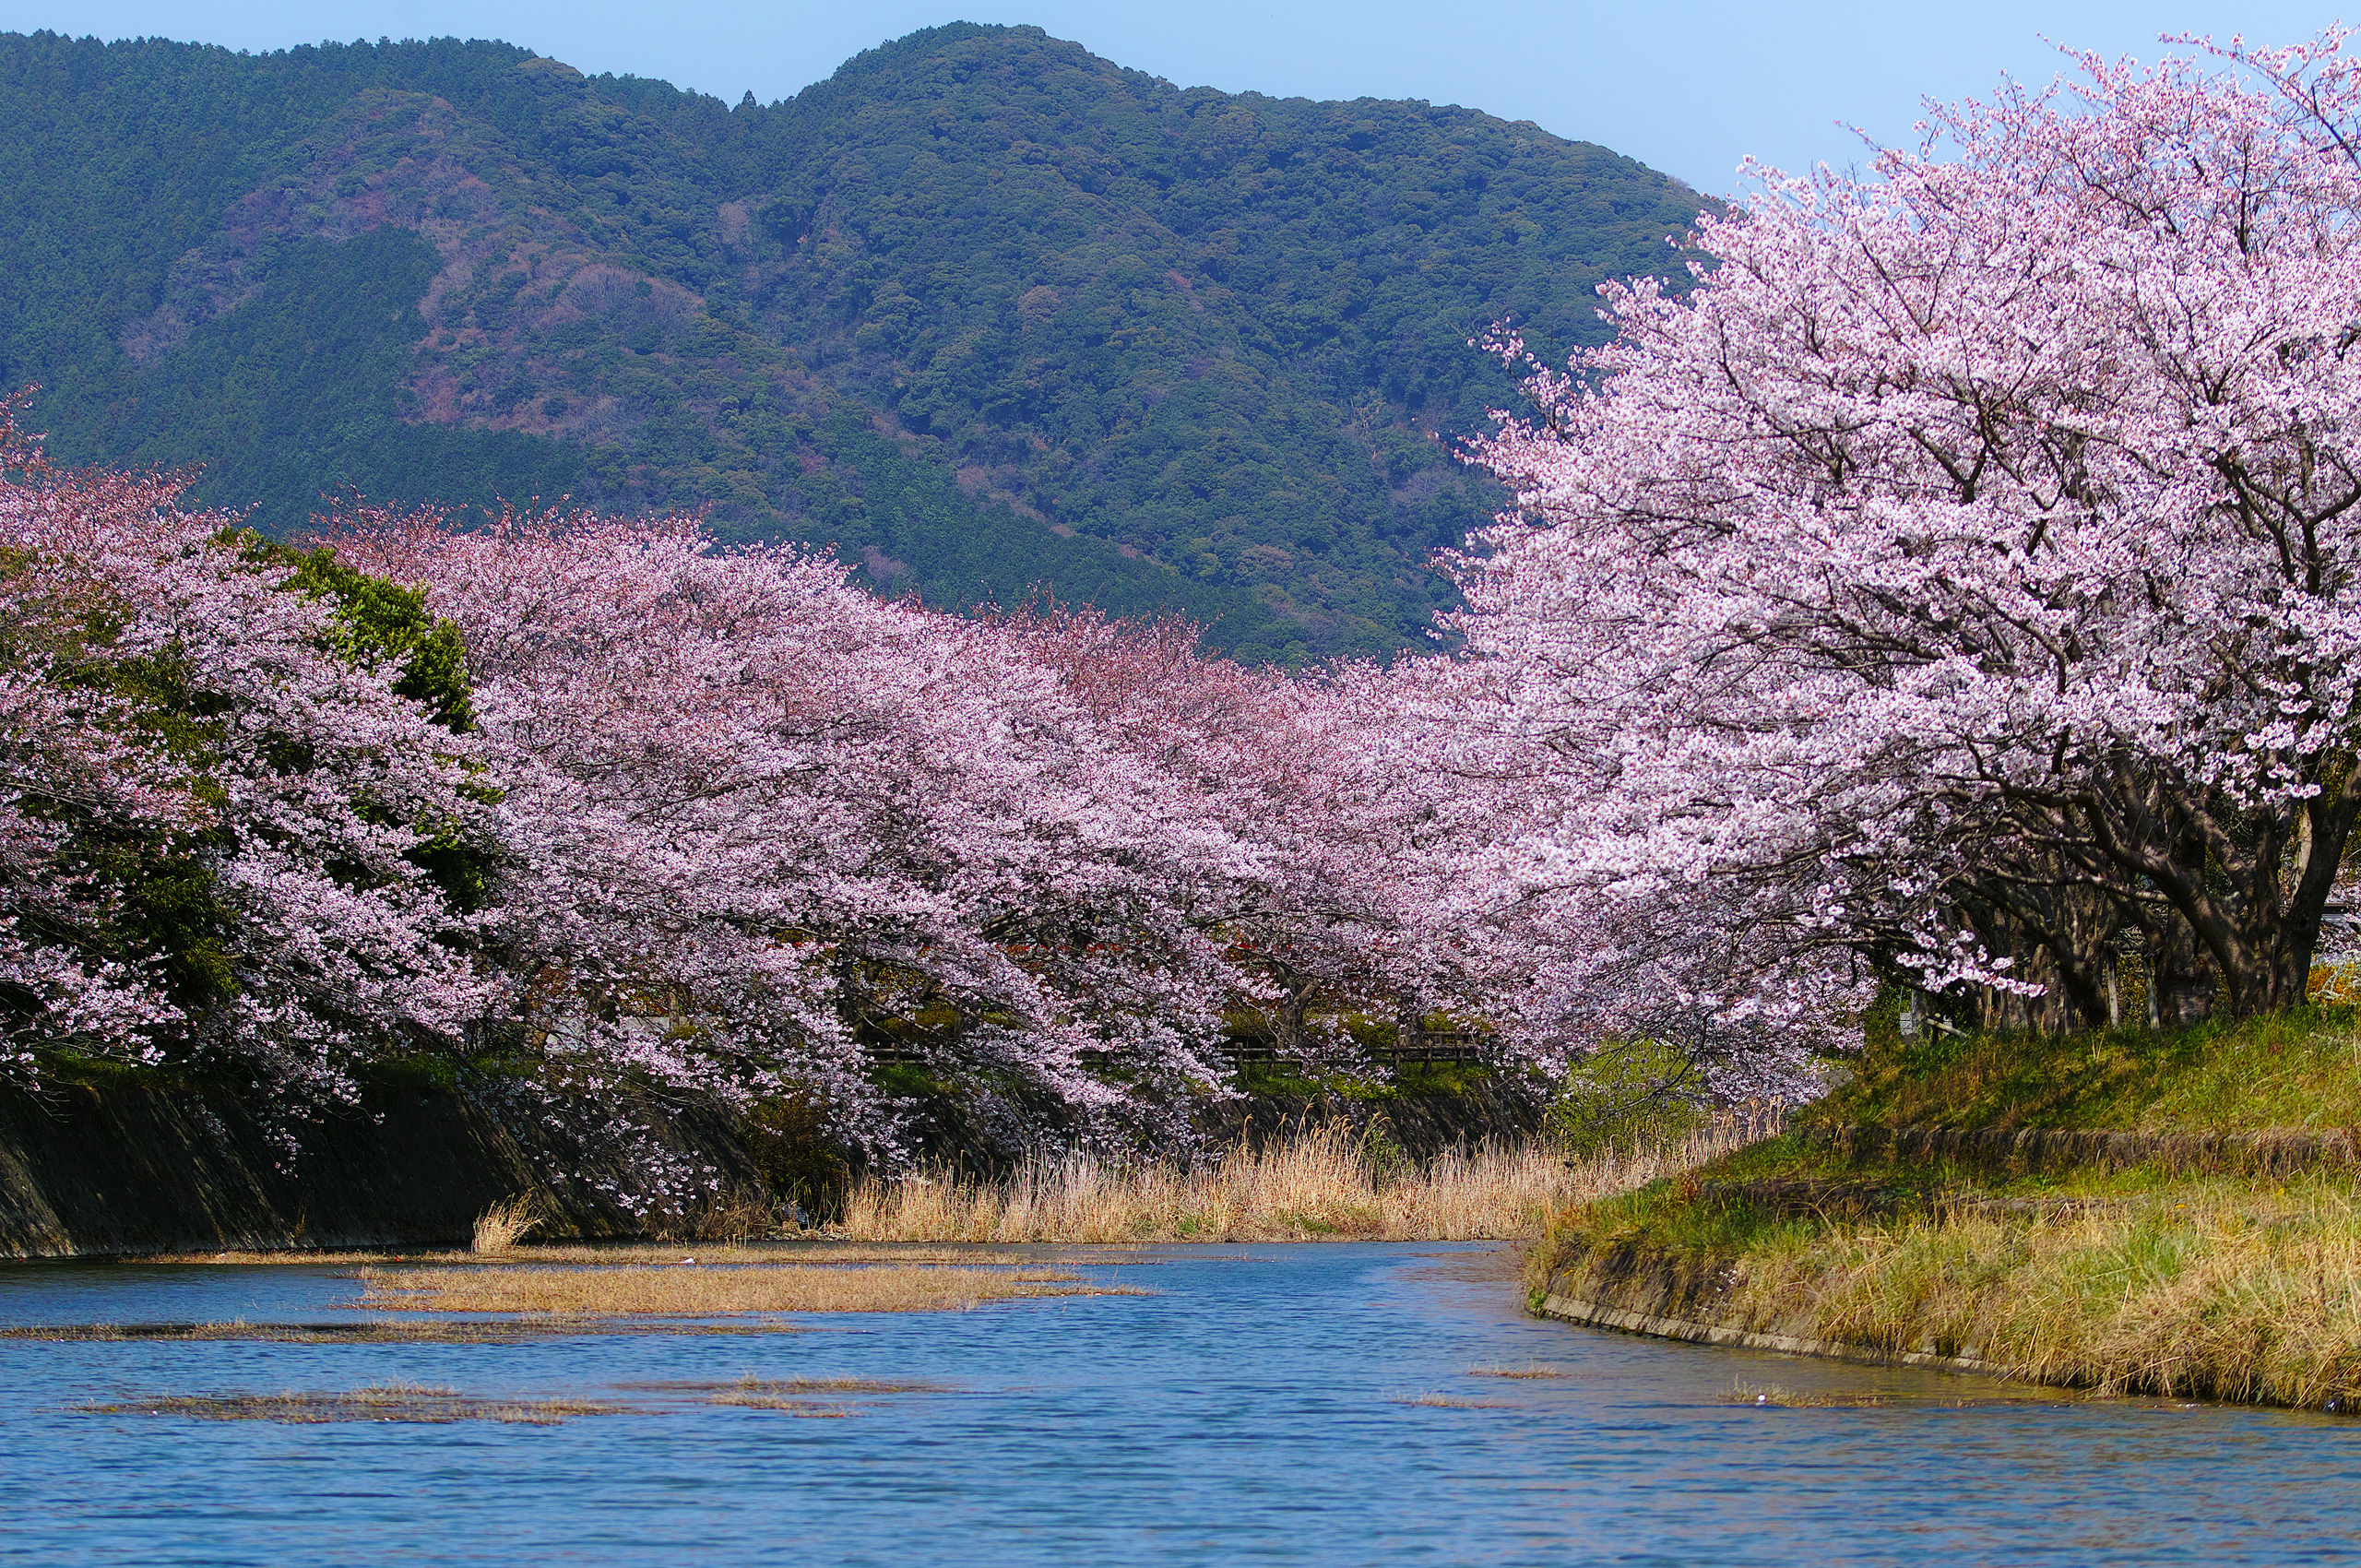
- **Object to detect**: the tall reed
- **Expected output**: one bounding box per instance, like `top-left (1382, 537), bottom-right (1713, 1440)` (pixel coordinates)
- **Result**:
top-left (470, 1195), bottom-right (543, 1254)
top-left (839, 1122), bottom-right (1747, 1243)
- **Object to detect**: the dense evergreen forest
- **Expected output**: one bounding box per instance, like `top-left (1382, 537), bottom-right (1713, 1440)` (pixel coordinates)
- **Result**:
top-left (0, 24), bottom-right (1703, 659)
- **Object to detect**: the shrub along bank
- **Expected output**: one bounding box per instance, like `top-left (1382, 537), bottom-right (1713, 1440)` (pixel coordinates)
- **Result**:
top-left (1528, 1009), bottom-right (2361, 1412)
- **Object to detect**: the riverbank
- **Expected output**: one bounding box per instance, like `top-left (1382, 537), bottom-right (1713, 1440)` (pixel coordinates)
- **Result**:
top-left (841, 1122), bottom-right (1745, 1243)
top-left (0, 1055), bottom-right (1572, 1257)
top-left (1528, 1010), bottom-right (2361, 1411)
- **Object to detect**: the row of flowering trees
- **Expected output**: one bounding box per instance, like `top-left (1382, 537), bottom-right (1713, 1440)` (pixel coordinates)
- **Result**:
top-left (333, 510), bottom-right (1442, 1149)
top-left (0, 411), bottom-right (1526, 1154)
top-left (0, 374), bottom-right (1869, 1158)
top-left (7, 32), bottom-right (2356, 1156)
top-left (1443, 30), bottom-right (2361, 1039)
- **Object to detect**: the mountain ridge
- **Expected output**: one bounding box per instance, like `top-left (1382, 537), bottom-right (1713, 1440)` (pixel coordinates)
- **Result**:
top-left (0, 23), bottom-right (1703, 660)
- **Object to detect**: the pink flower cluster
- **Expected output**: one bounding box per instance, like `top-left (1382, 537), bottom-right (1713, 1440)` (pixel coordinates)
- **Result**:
top-left (0, 400), bottom-right (496, 1101)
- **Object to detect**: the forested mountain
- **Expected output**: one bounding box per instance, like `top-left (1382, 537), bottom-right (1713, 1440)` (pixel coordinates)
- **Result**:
top-left (0, 24), bottom-right (1703, 659)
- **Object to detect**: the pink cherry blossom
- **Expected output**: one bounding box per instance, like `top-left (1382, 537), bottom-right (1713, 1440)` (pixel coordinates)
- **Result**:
top-left (0, 398), bottom-right (497, 1103)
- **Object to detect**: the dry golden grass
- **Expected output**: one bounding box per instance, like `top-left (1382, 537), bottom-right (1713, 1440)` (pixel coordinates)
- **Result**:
top-left (80, 1383), bottom-right (623, 1425)
top-left (840, 1123), bottom-right (1743, 1244)
top-left (470, 1196), bottom-right (543, 1254)
top-left (699, 1377), bottom-right (907, 1416)
top-left (147, 1242), bottom-right (1040, 1267)
top-left (712, 1396), bottom-right (859, 1416)
top-left (350, 1261), bottom-right (1133, 1316)
top-left (675, 1192), bottom-right (800, 1243)
top-left (623, 1373), bottom-right (941, 1415)
top-left (80, 1372), bottom-right (948, 1424)
top-left (666, 1375), bottom-right (939, 1396)
top-left (6, 1319), bottom-right (815, 1343)
top-left (149, 1250), bottom-right (457, 1266)
top-left (1685, 1176), bottom-right (2361, 1410)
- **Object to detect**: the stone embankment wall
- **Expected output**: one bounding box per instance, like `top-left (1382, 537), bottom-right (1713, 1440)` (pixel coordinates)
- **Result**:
top-left (0, 1073), bottom-right (767, 1258)
top-left (0, 1067), bottom-right (1541, 1258)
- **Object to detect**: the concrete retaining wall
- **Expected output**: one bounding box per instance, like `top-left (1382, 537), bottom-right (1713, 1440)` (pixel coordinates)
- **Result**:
top-left (0, 1072), bottom-right (768, 1258)
top-left (1535, 1289), bottom-right (2001, 1375)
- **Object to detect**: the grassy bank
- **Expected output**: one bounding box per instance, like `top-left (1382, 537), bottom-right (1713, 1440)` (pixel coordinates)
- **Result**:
top-left (1532, 1009), bottom-right (2361, 1411)
top-left (840, 1122), bottom-right (1745, 1243)
top-left (1836, 1006), bottom-right (2361, 1131)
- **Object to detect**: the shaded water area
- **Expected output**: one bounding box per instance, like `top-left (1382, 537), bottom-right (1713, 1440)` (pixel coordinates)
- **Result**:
top-left (2, 1242), bottom-right (2357, 1565)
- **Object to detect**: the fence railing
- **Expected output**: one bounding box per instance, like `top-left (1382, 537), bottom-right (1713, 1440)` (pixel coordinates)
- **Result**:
top-left (862, 1032), bottom-right (1498, 1070)
top-left (1219, 1031), bottom-right (1495, 1067)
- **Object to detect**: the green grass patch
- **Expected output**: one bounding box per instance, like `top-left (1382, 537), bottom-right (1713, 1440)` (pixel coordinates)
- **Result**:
top-left (867, 1063), bottom-right (950, 1099)
top-left (1819, 1005), bottom-right (2361, 1132)
top-left (1391, 1062), bottom-right (1495, 1097)
top-left (1231, 1062), bottom-right (1335, 1099)
top-left (23, 1046), bottom-right (195, 1093)
top-left (366, 1055), bottom-right (461, 1094)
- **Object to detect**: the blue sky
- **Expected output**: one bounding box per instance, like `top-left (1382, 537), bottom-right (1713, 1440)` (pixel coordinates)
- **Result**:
top-left (0, 0), bottom-right (2344, 192)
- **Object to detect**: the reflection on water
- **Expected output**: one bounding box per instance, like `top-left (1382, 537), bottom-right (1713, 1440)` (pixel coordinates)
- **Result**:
top-left (2, 1242), bottom-right (2355, 1565)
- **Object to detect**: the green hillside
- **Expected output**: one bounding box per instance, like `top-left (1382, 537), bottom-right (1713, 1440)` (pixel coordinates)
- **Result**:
top-left (0, 25), bottom-right (1703, 660)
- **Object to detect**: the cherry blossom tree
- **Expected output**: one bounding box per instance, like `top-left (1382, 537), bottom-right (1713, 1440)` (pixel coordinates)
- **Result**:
top-left (1355, 647), bottom-right (1855, 1102)
top-left (1456, 30), bottom-right (2361, 1028)
top-left (0, 400), bottom-right (498, 1101)
top-left (1003, 609), bottom-right (1440, 1063)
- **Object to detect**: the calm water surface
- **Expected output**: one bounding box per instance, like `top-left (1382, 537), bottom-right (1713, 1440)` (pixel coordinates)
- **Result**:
top-left (1, 1242), bottom-right (2355, 1565)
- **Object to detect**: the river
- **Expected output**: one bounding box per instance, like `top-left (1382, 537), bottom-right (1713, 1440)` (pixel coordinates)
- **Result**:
top-left (1, 1242), bottom-right (2355, 1565)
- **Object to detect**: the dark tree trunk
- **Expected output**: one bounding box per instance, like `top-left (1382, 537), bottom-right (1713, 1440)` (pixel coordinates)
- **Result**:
top-left (2147, 915), bottom-right (2218, 1029)
top-left (2054, 755), bottom-right (2361, 1022)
